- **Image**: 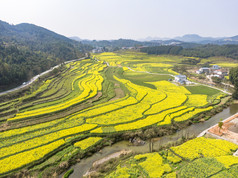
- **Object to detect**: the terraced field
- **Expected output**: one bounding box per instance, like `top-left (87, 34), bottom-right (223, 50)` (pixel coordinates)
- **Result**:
top-left (106, 137), bottom-right (238, 178)
top-left (0, 52), bottom-right (227, 177)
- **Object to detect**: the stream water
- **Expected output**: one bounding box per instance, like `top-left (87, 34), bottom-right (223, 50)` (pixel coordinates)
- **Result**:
top-left (62, 103), bottom-right (238, 178)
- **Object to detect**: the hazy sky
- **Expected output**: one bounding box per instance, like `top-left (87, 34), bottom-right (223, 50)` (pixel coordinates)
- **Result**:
top-left (0, 0), bottom-right (237, 40)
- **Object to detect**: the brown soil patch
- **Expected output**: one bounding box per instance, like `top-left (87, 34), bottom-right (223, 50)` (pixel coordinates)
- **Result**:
top-left (190, 76), bottom-right (214, 85)
top-left (109, 83), bottom-right (125, 101)
top-left (88, 92), bottom-right (102, 103)
top-left (233, 100), bottom-right (238, 104)
top-left (114, 83), bottom-right (120, 87)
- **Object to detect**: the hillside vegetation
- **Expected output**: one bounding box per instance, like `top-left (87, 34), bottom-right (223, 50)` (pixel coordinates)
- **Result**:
top-left (141, 44), bottom-right (238, 59)
top-left (0, 20), bottom-right (91, 89)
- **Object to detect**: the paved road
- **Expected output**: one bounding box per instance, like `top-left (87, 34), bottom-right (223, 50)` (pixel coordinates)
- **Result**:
top-left (222, 82), bottom-right (234, 88)
top-left (197, 112), bottom-right (238, 138)
top-left (0, 57), bottom-right (85, 96)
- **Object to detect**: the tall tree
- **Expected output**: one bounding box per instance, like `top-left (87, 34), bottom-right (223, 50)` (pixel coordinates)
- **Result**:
top-left (229, 66), bottom-right (238, 99)
top-left (218, 119), bottom-right (223, 133)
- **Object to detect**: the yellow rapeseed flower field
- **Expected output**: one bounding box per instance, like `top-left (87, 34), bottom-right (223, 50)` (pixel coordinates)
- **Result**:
top-left (0, 139), bottom-right (65, 175)
top-left (1, 53), bottom-right (229, 176)
top-left (135, 153), bottom-right (171, 177)
top-left (171, 137), bottom-right (238, 160)
top-left (74, 137), bottom-right (102, 150)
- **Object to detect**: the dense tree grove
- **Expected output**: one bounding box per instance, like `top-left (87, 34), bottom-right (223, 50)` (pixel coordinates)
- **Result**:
top-left (0, 44), bottom-right (59, 86)
top-left (140, 44), bottom-right (238, 59)
top-left (229, 67), bottom-right (238, 99)
top-left (0, 20), bottom-right (92, 89)
top-left (140, 46), bottom-right (183, 55)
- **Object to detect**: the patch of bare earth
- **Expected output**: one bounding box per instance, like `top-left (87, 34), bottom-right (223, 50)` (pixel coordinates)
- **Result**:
top-left (109, 83), bottom-right (125, 101)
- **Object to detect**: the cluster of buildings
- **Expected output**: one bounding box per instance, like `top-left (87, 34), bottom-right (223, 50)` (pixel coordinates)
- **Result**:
top-left (121, 46), bottom-right (135, 50)
top-left (196, 65), bottom-right (228, 78)
top-left (174, 65), bottom-right (228, 85)
top-left (92, 47), bottom-right (104, 53)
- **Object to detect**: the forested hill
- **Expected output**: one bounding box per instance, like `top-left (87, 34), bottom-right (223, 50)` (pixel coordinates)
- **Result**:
top-left (79, 39), bottom-right (160, 48)
top-left (140, 44), bottom-right (238, 59)
top-left (0, 20), bottom-right (92, 90)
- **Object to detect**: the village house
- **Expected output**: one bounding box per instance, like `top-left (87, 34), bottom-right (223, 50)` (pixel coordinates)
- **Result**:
top-left (196, 67), bottom-right (210, 74)
top-left (195, 64), bottom-right (228, 79)
top-left (92, 47), bottom-right (104, 53)
top-left (174, 75), bottom-right (187, 84)
top-left (213, 69), bottom-right (228, 77)
top-left (211, 65), bottom-right (220, 70)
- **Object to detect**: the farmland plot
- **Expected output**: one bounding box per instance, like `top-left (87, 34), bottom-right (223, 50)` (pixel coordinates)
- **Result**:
top-left (0, 52), bottom-right (227, 176)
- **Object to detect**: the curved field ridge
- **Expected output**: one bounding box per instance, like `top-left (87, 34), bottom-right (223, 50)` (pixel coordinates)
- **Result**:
top-left (0, 139), bottom-right (65, 175)
top-left (0, 52), bottom-right (225, 176)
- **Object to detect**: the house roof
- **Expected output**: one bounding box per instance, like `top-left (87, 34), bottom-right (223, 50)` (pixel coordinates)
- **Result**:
top-left (175, 75), bottom-right (186, 78)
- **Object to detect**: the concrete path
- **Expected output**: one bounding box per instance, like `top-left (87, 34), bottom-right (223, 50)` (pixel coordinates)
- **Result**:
top-left (197, 112), bottom-right (238, 138)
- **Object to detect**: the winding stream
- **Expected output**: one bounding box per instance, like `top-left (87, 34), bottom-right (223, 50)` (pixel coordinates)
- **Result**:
top-left (62, 103), bottom-right (238, 178)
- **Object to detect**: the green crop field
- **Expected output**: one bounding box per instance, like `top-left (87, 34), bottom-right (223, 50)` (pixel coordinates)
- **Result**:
top-left (105, 137), bottom-right (238, 178)
top-left (0, 51), bottom-right (231, 177)
top-left (185, 85), bottom-right (221, 96)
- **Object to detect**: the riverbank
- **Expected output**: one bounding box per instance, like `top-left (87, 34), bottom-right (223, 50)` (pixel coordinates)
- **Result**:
top-left (60, 100), bottom-right (238, 178)
top-left (83, 150), bottom-right (132, 177)
top-left (26, 96), bottom-right (233, 177)
top-left (203, 113), bottom-right (238, 145)
top-left (1, 55), bottom-right (235, 177)
top-left (95, 137), bottom-right (238, 178)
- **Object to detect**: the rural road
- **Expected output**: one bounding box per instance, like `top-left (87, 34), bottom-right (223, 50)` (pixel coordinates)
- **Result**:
top-left (0, 57), bottom-right (85, 96)
top-left (126, 67), bottom-right (232, 95)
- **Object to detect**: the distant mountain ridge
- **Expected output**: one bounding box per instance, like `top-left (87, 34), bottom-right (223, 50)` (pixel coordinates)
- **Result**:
top-left (69, 37), bottom-right (186, 49)
top-left (70, 36), bottom-right (85, 42)
top-left (174, 34), bottom-right (219, 42)
top-left (139, 34), bottom-right (238, 44)
top-left (0, 20), bottom-right (76, 44)
top-left (70, 34), bottom-right (238, 48)
top-left (70, 38), bottom-right (162, 48)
